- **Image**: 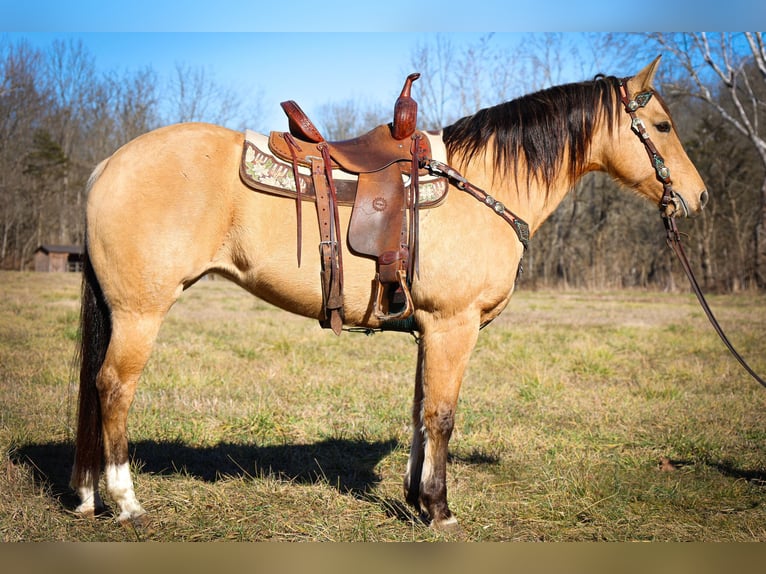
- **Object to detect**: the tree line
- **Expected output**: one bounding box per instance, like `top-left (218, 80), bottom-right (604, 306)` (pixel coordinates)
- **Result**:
top-left (1, 33), bottom-right (764, 292)
top-left (0, 37), bottom-right (264, 270)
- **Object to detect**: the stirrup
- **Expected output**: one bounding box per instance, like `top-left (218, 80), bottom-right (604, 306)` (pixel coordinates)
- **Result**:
top-left (373, 269), bottom-right (414, 322)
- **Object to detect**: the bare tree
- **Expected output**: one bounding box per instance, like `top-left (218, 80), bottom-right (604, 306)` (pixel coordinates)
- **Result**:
top-left (314, 98), bottom-right (388, 141)
top-left (409, 33), bottom-right (540, 128)
top-left (167, 62), bottom-right (247, 127)
top-left (164, 62), bottom-right (267, 131)
top-left (34, 38), bottom-right (107, 253)
top-left (418, 32), bottom-right (627, 124)
top-left (0, 39), bottom-right (50, 268)
top-left (45, 39), bottom-right (95, 159)
top-left (112, 67), bottom-right (160, 145)
top-left (647, 32), bottom-right (766, 287)
top-left (409, 35), bottom-right (459, 129)
top-left (0, 36), bottom-right (275, 269)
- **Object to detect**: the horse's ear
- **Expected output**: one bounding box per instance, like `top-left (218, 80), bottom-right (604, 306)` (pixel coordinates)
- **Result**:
top-left (630, 55), bottom-right (662, 91)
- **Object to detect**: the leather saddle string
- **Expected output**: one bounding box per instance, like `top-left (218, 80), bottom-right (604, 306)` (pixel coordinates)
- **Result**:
top-left (619, 77), bottom-right (766, 388)
top-left (319, 142), bottom-right (343, 292)
top-left (284, 133), bottom-right (304, 266)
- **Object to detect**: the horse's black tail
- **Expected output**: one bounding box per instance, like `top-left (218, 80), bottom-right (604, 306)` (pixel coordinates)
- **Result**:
top-left (71, 245), bottom-right (111, 488)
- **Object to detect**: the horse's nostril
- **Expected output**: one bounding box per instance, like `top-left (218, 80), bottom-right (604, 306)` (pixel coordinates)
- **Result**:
top-left (700, 190), bottom-right (709, 209)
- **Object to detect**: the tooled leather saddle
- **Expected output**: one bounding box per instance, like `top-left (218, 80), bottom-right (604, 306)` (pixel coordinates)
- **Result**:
top-left (240, 73), bottom-right (447, 334)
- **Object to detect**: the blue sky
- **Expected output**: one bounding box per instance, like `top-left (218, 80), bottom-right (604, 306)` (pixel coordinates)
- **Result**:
top-left (2, 1), bottom-right (763, 128)
top-left (1, 0), bottom-right (761, 32)
top-left (2, 32), bottom-right (470, 128)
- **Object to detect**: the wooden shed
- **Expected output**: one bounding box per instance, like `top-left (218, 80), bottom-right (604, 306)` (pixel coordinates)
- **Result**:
top-left (34, 245), bottom-right (84, 272)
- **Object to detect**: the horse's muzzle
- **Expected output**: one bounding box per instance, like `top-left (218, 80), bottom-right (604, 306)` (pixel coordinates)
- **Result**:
top-left (665, 189), bottom-right (707, 218)
top-left (663, 193), bottom-right (689, 218)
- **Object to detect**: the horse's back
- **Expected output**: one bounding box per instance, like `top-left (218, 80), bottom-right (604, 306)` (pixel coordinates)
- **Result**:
top-left (90, 122), bottom-right (242, 209)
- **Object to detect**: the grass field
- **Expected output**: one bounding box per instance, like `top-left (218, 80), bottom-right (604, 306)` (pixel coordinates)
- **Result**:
top-left (2, 270), bottom-right (766, 541)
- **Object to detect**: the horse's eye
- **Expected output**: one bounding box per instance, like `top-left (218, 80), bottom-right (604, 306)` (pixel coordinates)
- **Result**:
top-left (655, 121), bottom-right (672, 133)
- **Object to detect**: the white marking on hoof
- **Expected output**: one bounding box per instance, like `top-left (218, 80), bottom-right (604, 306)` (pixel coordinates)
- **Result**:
top-left (431, 515), bottom-right (461, 533)
top-left (74, 504), bottom-right (96, 518)
top-left (105, 463), bottom-right (146, 522)
top-left (73, 479), bottom-right (104, 517)
top-left (116, 506), bottom-right (147, 523)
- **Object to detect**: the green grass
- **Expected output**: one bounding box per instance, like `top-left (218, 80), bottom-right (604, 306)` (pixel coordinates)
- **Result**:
top-left (2, 271), bottom-right (766, 541)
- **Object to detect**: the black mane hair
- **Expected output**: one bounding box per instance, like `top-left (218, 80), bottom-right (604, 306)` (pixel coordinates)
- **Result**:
top-left (442, 75), bottom-right (622, 191)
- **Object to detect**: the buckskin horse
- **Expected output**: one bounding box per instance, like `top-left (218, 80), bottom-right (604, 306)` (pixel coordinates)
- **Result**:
top-left (71, 57), bottom-right (707, 531)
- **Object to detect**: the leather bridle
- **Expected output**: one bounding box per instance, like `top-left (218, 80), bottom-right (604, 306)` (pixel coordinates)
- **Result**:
top-left (619, 77), bottom-right (766, 389)
top-left (618, 79), bottom-right (689, 219)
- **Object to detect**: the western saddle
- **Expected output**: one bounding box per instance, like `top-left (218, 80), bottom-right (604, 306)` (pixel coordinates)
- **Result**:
top-left (268, 73), bottom-right (429, 334)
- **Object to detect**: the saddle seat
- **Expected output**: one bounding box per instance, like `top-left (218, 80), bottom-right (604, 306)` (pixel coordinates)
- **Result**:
top-left (273, 100), bottom-right (431, 174)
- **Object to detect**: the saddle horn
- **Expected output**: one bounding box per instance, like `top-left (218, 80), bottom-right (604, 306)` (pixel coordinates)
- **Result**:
top-left (391, 73), bottom-right (420, 140)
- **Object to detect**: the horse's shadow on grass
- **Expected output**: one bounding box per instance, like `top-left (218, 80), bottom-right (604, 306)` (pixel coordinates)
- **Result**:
top-left (660, 456), bottom-right (766, 486)
top-left (11, 437), bottom-right (417, 520)
top-left (710, 460), bottom-right (766, 486)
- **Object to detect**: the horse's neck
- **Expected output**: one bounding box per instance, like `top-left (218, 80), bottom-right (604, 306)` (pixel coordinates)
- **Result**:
top-left (456, 152), bottom-right (581, 237)
top-left (521, 179), bottom-right (575, 236)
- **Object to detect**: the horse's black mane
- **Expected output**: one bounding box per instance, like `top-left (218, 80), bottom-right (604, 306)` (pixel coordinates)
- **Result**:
top-left (442, 74), bottom-right (622, 191)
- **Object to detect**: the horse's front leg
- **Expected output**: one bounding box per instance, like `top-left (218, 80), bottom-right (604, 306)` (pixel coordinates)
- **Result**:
top-left (404, 316), bottom-right (479, 530)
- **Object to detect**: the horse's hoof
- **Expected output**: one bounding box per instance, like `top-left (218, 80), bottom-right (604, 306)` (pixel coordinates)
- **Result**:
top-left (118, 511), bottom-right (158, 539)
top-left (117, 510), bottom-right (149, 527)
top-left (73, 501), bottom-right (105, 519)
top-left (73, 507), bottom-right (96, 520)
top-left (430, 515), bottom-right (464, 536)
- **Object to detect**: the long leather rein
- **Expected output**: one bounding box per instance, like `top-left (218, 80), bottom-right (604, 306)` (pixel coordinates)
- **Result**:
top-left (619, 77), bottom-right (766, 389)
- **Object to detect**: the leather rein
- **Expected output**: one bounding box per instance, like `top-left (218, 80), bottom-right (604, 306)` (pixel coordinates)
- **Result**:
top-left (618, 77), bottom-right (766, 389)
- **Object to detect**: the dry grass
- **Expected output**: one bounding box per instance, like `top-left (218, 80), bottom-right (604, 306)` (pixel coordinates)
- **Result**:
top-left (2, 270), bottom-right (766, 541)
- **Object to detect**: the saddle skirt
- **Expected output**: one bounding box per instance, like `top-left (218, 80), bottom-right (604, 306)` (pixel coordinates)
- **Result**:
top-left (239, 129), bottom-right (449, 207)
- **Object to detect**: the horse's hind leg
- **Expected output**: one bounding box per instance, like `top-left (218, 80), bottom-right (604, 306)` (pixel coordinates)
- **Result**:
top-left (403, 316), bottom-right (479, 530)
top-left (404, 342), bottom-right (425, 510)
top-left (97, 310), bottom-right (165, 522)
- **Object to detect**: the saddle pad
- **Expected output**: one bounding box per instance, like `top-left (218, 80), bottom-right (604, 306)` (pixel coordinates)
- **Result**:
top-left (239, 130), bottom-right (448, 208)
